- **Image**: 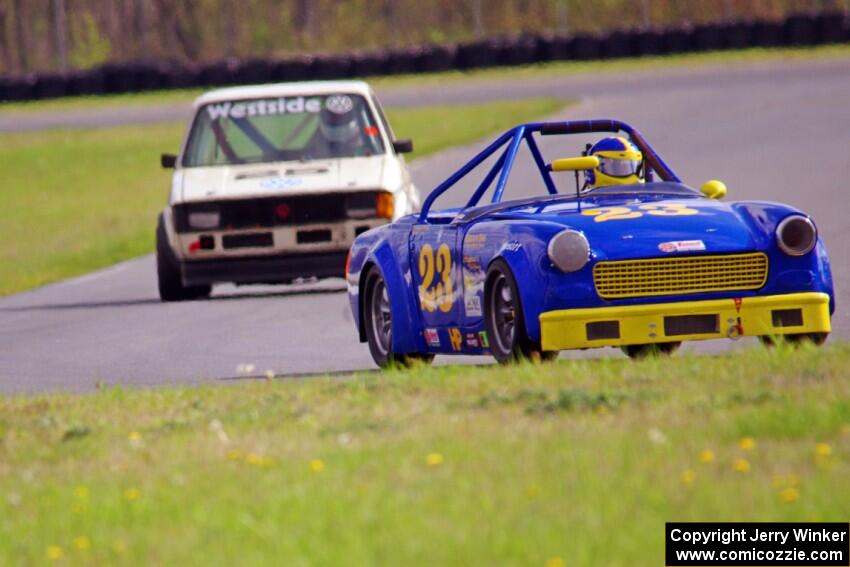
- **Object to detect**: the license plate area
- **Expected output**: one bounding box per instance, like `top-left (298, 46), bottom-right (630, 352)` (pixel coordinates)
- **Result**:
top-left (297, 229), bottom-right (332, 244)
top-left (222, 232), bottom-right (273, 249)
top-left (663, 314), bottom-right (719, 336)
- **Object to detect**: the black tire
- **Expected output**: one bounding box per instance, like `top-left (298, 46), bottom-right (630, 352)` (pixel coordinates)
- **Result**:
top-left (363, 267), bottom-right (433, 369)
top-left (759, 333), bottom-right (828, 348)
top-left (484, 259), bottom-right (557, 364)
top-left (621, 342), bottom-right (681, 360)
top-left (156, 214), bottom-right (211, 302)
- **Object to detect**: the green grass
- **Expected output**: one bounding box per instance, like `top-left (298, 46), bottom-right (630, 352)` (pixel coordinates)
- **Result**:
top-left (0, 97), bottom-right (566, 297)
top-left (0, 344), bottom-right (848, 565)
top-left (1, 43), bottom-right (849, 115)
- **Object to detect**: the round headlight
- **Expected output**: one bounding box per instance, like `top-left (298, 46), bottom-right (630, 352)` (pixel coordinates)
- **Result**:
top-left (548, 229), bottom-right (590, 272)
top-left (776, 215), bottom-right (817, 256)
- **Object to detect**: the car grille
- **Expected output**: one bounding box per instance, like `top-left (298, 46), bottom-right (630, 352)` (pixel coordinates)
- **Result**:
top-left (174, 192), bottom-right (381, 233)
top-left (593, 253), bottom-right (768, 299)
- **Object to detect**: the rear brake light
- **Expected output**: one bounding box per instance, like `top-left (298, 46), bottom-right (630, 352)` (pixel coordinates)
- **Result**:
top-left (376, 193), bottom-right (394, 219)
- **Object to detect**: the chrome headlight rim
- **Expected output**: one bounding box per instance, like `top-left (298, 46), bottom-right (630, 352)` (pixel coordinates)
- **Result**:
top-left (776, 215), bottom-right (817, 257)
top-left (547, 229), bottom-right (590, 273)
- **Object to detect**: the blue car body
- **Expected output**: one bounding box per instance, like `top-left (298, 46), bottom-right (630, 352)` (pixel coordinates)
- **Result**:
top-left (346, 120), bottom-right (833, 364)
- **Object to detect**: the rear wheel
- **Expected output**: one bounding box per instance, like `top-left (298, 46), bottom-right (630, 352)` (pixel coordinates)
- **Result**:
top-left (621, 342), bottom-right (681, 360)
top-left (484, 259), bottom-right (557, 364)
top-left (156, 214), bottom-right (211, 302)
top-left (363, 267), bottom-right (433, 369)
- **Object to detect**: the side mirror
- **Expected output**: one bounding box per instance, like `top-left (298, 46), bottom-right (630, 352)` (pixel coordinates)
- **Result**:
top-left (700, 179), bottom-right (727, 199)
top-left (550, 156), bottom-right (599, 172)
top-left (161, 153), bottom-right (177, 169)
top-left (392, 139), bottom-right (413, 154)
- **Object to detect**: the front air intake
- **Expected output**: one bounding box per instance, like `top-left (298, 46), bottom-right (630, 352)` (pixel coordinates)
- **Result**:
top-left (593, 253), bottom-right (768, 299)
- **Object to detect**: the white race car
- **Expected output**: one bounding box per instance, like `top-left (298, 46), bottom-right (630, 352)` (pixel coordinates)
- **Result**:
top-left (156, 80), bottom-right (419, 301)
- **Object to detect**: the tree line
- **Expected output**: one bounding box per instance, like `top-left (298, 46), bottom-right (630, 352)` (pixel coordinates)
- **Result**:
top-left (0, 0), bottom-right (842, 76)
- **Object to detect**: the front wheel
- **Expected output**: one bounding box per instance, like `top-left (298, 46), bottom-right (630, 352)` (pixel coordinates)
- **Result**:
top-left (759, 333), bottom-right (828, 348)
top-left (156, 214), bottom-right (211, 302)
top-left (484, 259), bottom-right (556, 364)
top-left (621, 342), bottom-right (681, 360)
top-left (363, 267), bottom-right (433, 369)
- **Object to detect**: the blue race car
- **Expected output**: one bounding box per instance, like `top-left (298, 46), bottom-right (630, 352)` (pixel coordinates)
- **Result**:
top-left (345, 119), bottom-right (833, 368)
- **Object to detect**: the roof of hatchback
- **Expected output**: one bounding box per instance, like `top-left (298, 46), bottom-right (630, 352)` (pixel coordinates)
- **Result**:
top-left (193, 80), bottom-right (373, 107)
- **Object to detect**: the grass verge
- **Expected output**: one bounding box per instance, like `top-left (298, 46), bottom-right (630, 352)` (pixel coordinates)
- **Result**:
top-left (1, 43), bottom-right (850, 115)
top-left (0, 97), bottom-right (566, 297)
top-left (0, 344), bottom-right (848, 565)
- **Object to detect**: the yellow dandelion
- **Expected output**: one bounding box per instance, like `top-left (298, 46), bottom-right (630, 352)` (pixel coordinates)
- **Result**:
top-left (225, 449), bottom-right (243, 461)
top-left (698, 449), bottom-right (715, 463)
top-left (738, 437), bottom-right (756, 450)
top-left (309, 459), bottom-right (325, 473)
top-left (815, 443), bottom-right (832, 457)
top-left (526, 484), bottom-right (540, 498)
top-left (46, 546), bottom-right (63, 560)
top-left (426, 453), bottom-right (444, 466)
top-left (124, 487), bottom-right (141, 501)
top-left (73, 485), bottom-right (89, 499)
top-left (681, 469), bottom-right (697, 485)
top-left (73, 536), bottom-right (90, 551)
top-left (546, 557), bottom-right (565, 567)
top-left (112, 540), bottom-right (126, 554)
top-left (733, 458), bottom-right (751, 473)
top-left (128, 431), bottom-right (142, 442)
top-left (780, 487), bottom-right (800, 503)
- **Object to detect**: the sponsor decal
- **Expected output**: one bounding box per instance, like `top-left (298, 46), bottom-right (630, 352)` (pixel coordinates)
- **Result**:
top-left (325, 94), bottom-right (353, 114)
top-left (465, 332), bottom-right (480, 349)
top-left (464, 295), bottom-right (482, 317)
top-left (206, 97), bottom-right (322, 120)
top-left (259, 177), bottom-right (303, 190)
top-left (462, 255), bottom-right (484, 317)
top-left (464, 234), bottom-right (487, 249)
top-left (424, 328), bottom-right (440, 348)
top-left (504, 240), bottom-right (522, 252)
top-left (478, 331), bottom-right (489, 348)
top-left (658, 239), bottom-right (706, 253)
top-left (448, 328), bottom-right (463, 351)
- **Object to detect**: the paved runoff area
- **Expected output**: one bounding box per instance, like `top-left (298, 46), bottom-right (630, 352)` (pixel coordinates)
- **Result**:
top-left (1, 57), bottom-right (849, 393)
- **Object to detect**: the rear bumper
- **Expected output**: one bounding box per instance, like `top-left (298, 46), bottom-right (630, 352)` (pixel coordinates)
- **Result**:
top-left (539, 292), bottom-right (831, 351)
top-left (182, 251), bottom-right (347, 286)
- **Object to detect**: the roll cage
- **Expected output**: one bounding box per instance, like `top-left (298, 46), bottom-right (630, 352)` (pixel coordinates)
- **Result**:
top-left (417, 119), bottom-right (681, 222)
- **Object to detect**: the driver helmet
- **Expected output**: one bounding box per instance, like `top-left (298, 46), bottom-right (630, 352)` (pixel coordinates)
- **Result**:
top-left (586, 136), bottom-right (643, 188)
top-left (319, 94), bottom-right (360, 144)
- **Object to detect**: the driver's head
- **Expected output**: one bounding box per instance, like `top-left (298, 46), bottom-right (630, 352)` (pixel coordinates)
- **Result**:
top-left (319, 95), bottom-right (359, 144)
top-left (587, 136), bottom-right (643, 188)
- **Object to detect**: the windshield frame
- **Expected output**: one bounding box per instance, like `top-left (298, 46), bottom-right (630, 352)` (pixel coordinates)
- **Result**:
top-left (177, 91), bottom-right (392, 169)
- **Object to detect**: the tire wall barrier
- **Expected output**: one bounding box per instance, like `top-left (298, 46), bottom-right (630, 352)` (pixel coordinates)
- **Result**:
top-left (1, 12), bottom-right (848, 102)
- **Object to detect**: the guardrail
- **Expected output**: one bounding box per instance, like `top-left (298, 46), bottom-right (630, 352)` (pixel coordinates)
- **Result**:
top-left (0, 11), bottom-right (847, 102)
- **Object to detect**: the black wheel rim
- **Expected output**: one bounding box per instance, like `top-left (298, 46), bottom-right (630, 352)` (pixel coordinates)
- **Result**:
top-left (489, 273), bottom-right (516, 353)
top-left (370, 278), bottom-right (392, 356)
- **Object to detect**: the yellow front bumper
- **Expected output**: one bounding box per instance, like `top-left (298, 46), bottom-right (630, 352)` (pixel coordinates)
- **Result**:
top-left (539, 292), bottom-right (831, 351)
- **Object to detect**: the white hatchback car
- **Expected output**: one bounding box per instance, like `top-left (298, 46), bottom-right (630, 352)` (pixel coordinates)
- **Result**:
top-left (157, 80), bottom-right (419, 301)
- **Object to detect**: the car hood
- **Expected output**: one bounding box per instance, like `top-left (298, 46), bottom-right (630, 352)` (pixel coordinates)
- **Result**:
top-left (177, 155), bottom-right (388, 201)
top-left (498, 193), bottom-right (759, 260)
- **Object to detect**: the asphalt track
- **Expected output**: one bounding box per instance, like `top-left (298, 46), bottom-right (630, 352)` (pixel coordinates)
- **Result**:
top-left (2, 58), bottom-right (849, 393)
